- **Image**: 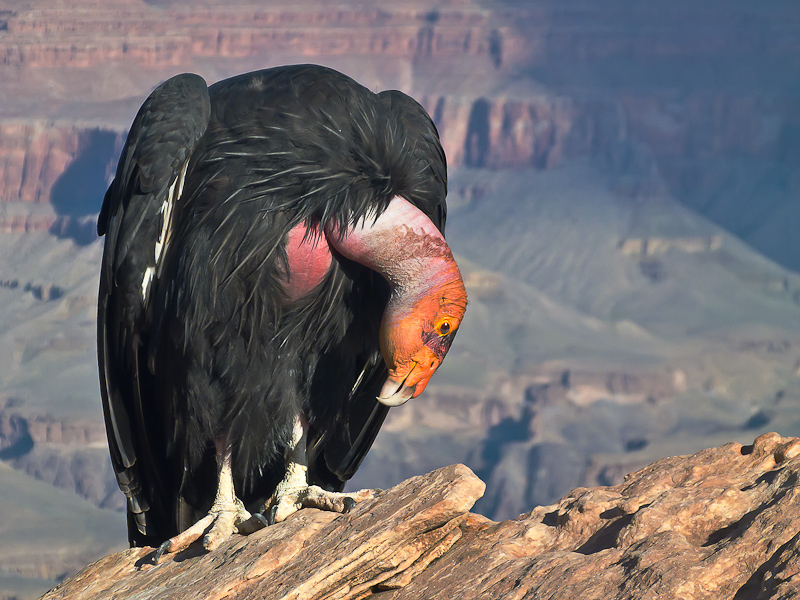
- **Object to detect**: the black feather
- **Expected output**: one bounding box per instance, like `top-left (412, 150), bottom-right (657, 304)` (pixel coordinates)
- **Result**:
top-left (98, 64), bottom-right (448, 547)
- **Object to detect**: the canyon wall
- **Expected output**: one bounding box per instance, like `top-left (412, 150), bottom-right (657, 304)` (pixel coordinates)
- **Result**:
top-left (0, 123), bottom-right (120, 205)
top-left (3, 91), bottom-right (795, 224)
top-left (422, 94), bottom-right (619, 170)
top-left (0, 97), bottom-right (622, 223)
top-left (0, 123), bottom-right (84, 204)
top-left (2, 0), bottom-right (798, 271)
top-left (0, 406), bottom-right (122, 511)
top-left (0, 3), bottom-right (505, 69)
top-left (5, 2), bottom-right (800, 70)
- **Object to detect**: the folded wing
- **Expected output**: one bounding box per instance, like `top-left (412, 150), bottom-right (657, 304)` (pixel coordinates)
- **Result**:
top-left (97, 73), bottom-right (211, 544)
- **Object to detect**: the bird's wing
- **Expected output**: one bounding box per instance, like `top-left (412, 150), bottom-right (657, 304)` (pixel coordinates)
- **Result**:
top-left (310, 88), bottom-right (449, 490)
top-left (307, 286), bottom-right (391, 491)
top-left (97, 73), bottom-right (210, 544)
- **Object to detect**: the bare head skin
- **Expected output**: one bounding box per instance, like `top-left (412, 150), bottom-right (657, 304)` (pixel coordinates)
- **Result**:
top-left (326, 196), bottom-right (467, 406)
top-left (378, 275), bottom-right (466, 405)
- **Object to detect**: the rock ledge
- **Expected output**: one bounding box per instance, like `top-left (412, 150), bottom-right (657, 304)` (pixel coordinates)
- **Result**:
top-left (42, 434), bottom-right (800, 600)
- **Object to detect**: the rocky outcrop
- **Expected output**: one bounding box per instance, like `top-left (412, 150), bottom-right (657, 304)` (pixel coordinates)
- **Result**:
top-left (0, 123), bottom-right (120, 205)
top-left (0, 123), bottom-right (82, 204)
top-left (421, 95), bottom-right (619, 170)
top-left (41, 433), bottom-right (800, 599)
top-left (0, 408), bottom-right (122, 510)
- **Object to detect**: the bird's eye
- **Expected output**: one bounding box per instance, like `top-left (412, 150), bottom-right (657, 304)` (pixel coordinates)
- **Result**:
top-left (439, 321), bottom-right (451, 336)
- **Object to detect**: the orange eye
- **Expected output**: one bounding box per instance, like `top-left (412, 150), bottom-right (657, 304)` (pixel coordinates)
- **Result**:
top-left (439, 321), bottom-right (451, 336)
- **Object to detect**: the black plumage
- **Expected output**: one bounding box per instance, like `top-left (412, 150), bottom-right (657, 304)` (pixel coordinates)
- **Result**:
top-left (98, 64), bottom-right (448, 547)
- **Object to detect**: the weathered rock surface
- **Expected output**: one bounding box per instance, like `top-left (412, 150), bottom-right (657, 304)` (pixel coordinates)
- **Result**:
top-left (42, 463), bottom-right (486, 600)
top-left (42, 434), bottom-right (800, 600)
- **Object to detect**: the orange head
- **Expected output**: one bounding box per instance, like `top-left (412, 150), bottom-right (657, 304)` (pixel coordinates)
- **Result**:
top-left (377, 276), bottom-right (467, 406)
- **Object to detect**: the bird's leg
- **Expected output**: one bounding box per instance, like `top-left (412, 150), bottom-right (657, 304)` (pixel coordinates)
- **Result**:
top-left (265, 413), bottom-right (376, 524)
top-left (154, 436), bottom-right (251, 563)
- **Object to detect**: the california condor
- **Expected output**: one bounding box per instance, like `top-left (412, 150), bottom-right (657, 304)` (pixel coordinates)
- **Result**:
top-left (97, 64), bottom-right (467, 559)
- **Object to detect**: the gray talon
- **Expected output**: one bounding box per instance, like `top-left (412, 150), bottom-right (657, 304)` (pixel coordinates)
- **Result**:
top-left (342, 497), bottom-right (356, 514)
top-left (153, 540), bottom-right (172, 565)
top-left (267, 504), bottom-right (279, 526)
top-left (255, 513), bottom-right (269, 527)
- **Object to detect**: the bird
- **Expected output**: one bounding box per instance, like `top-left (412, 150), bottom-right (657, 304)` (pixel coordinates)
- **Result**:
top-left (97, 64), bottom-right (467, 560)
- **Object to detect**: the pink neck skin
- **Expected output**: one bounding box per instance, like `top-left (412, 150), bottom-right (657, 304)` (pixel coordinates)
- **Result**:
top-left (281, 223), bottom-right (333, 301)
top-left (324, 196), bottom-right (464, 310)
top-left (280, 196), bottom-right (464, 318)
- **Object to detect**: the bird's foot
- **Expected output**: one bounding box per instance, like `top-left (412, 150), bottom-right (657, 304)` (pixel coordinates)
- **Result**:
top-left (260, 415), bottom-right (379, 525)
top-left (265, 484), bottom-right (376, 524)
top-left (153, 497), bottom-right (252, 564)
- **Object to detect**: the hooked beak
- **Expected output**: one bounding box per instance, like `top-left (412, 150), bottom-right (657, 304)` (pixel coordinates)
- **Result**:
top-left (377, 368), bottom-right (417, 407)
top-left (377, 350), bottom-right (441, 407)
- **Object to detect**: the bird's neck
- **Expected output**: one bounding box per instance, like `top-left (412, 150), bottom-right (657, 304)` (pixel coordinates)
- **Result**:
top-left (325, 196), bottom-right (465, 309)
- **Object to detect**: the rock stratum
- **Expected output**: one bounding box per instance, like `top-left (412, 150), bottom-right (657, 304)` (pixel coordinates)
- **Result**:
top-left (42, 433), bottom-right (800, 600)
top-left (2, 0), bottom-right (799, 269)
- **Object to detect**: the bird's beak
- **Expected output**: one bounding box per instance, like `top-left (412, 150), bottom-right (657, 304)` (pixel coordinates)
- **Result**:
top-left (377, 348), bottom-right (440, 407)
top-left (378, 374), bottom-right (416, 407)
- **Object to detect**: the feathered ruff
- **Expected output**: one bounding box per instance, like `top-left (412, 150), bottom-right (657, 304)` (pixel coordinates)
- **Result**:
top-left (198, 65), bottom-right (446, 236)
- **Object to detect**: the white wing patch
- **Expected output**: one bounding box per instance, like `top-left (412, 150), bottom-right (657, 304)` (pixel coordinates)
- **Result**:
top-left (141, 266), bottom-right (155, 299)
top-left (141, 160), bottom-right (189, 301)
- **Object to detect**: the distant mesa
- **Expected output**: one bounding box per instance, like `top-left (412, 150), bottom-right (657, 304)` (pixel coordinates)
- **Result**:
top-left (618, 235), bottom-right (723, 257)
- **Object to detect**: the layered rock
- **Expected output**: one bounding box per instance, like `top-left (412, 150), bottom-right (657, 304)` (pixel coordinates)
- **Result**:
top-left (0, 2), bottom-right (506, 69)
top-left (41, 433), bottom-right (800, 600)
top-left (0, 123), bottom-right (83, 204)
top-left (3, 0), bottom-right (798, 271)
top-left (421, 94), bottom-right (618, 170)
top-left (0, 408), bottom-right (121, 510)
top-left (0, 123), bottom-right (120, 205)
top-left (0, 212), bottom-right (58, 234)
top-left (5, 1), bottom-right (800, 71)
